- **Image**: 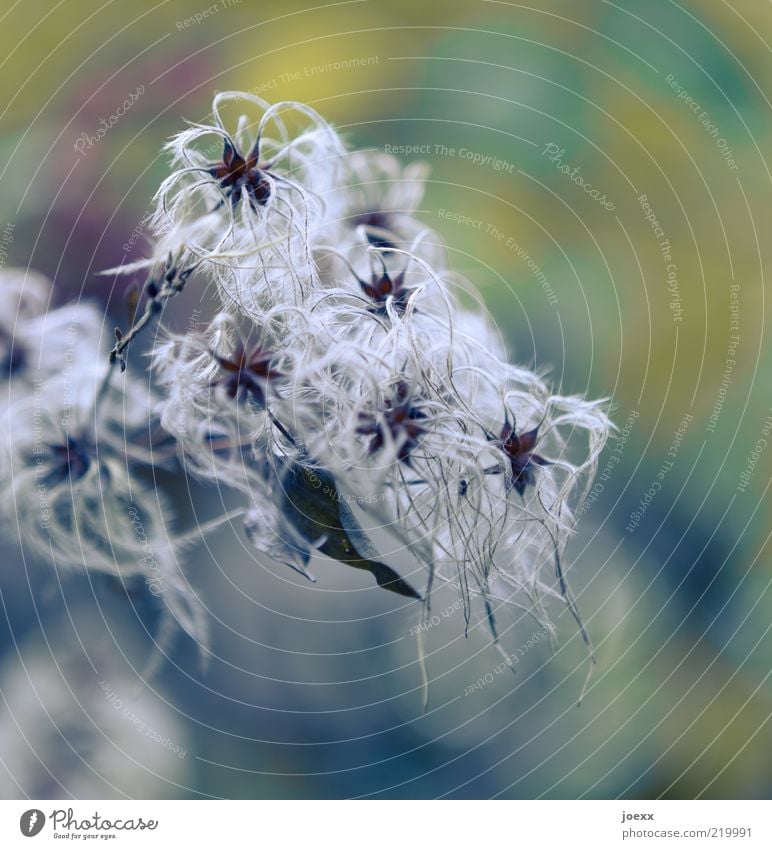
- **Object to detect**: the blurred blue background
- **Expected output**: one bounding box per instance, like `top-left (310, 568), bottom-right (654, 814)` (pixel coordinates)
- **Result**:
top-left (0, 0), bottom-right (770, 799)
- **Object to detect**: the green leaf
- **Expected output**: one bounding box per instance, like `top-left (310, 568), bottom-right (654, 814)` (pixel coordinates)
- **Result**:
top-left (279, 464), bottom-right (422, 600)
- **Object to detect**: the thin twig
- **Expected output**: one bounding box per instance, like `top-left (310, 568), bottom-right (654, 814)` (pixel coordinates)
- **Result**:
top-left (95, 255), bottom-right (194, 413)
top-left (167, 507), bottom-right (249, 549)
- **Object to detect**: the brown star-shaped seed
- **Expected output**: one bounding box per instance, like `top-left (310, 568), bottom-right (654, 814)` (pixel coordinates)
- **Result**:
top-left (492, 419), bottom-right (551, 496)
top-left (358, 267), bottom-right (418, 315)
top-left (350, 210), bottom-right (399, 249)
top-left (207, 138), bottom-right (272, 212)
top-left (41, 436), bottom-right (95, 487)
top-left (356, 381), bottom-right (426, 463)
top-left (212, 340), bottom-right (282, 407)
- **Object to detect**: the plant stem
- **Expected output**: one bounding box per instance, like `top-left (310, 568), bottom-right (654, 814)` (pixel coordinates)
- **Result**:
top-left (94, 256), bottom-right (194, 414)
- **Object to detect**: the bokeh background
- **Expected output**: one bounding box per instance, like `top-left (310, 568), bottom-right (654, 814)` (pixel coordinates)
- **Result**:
top-left (1, 0), bottom-right (770, 799)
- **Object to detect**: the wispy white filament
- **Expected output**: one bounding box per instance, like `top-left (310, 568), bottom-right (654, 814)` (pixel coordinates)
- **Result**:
top-left (2, 93), bottom-right (612, 684)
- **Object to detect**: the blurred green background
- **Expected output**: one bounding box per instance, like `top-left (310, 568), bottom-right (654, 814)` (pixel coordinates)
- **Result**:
top-left (1, 0), bottom-right (770, 799)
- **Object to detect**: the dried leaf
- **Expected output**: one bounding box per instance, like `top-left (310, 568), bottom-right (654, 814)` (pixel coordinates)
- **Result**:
top-left (280, 464), bottom-right (421, 600)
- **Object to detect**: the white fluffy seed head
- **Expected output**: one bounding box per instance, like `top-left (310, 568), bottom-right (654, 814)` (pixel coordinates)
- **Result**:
top-left (136, 96), bottom-right (612, 629)
top-left (3, 95), bottom-right (613, 675)
top-left (0, 300), bottom-right (208, 657)
top-left (148, 94), bottom-right (348, 316)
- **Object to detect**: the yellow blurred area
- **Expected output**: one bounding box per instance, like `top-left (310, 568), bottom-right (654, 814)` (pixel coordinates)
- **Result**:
top-left (1, 0), bottom-right (770, 800)
top-left (1, 0), bottom-right (478, 127)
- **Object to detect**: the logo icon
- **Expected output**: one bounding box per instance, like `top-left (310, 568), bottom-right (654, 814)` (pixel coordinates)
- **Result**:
top-left (20, 809), bottom-right (46, 837)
